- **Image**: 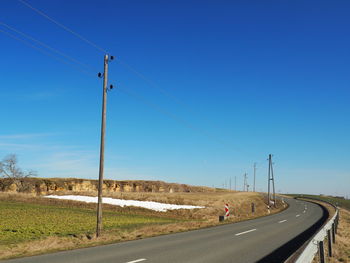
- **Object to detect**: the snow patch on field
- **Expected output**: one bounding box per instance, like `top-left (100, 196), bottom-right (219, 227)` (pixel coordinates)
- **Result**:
top-left (44, 195), bottom-right (204, 212)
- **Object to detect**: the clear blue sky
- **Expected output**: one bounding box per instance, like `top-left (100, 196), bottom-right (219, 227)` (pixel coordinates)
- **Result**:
top-left (0, 0), bottom-right (349, 197)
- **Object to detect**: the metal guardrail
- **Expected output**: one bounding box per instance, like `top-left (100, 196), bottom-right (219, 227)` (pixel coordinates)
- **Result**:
top-left (295, 198), bottom-right (339, 263)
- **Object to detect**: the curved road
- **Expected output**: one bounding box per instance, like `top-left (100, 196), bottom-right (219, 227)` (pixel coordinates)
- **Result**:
top-left (3, 198), bottom-right (325, 263)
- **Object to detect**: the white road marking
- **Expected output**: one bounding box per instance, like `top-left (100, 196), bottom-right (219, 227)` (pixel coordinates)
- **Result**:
top-left (235, 229), bottom-right (257, 236)
top-left (303, 210), bottom-right (306, 213)
top-left (296, 214), bottom-right (300, 217)
top-left (278, 220), bottom-right (287, 223)
top-left (125, 259), bottom-right (146, 263)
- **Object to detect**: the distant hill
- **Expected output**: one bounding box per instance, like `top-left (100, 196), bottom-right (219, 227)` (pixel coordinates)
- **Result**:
top-left (0, 177), bottom-right (217, 195)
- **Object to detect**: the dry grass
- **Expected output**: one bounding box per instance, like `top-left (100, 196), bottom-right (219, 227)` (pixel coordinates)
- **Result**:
top-left (0, 191), bottom-right (286, 259)
top-left (323, 208), bottom-right (350, 263)
top-left (0, 191), bottom-right (284, 221)
top-left (41, 190), bottom-right (285, 221)
top-left (306, 203), bottom-right (350, 263)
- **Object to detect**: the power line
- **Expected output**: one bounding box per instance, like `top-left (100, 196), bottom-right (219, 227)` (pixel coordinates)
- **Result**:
top-left (117, 86), bottom-right (235, 148)
top-left (0, 21), bottom-right (96, 73)
top-left (117, 59), bottom-right (195, 111)
top-left (18, 0), bottom-right (108, 54)
top-left (114, 59), bottom-right (253, 155)
top-left (19, 0), bottom-right (199, 111)
top-left (16, 0), bottom-right (256, 157)
top-left (0, 20), bottom-right (249, 154)
top-left (2, 8), bottom-right (266, 192)
top-left (18, 0), bottom-right (238, 148)
top-left (14, 0), bottom-right (264, 162)
top-left (0, 28), bottom-right (92, 77)
top-left (1, 23), bottom-right (255, 161)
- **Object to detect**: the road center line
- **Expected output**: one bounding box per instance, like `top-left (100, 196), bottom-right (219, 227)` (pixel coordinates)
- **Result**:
top-left (235, 228), bottom-right (257, 236)
top-left (125, 259), bottom-right (147, 263)
top-left (278, 220), bottom-right (287, 223)
top-left (296, 214), bottom-right (300, 217)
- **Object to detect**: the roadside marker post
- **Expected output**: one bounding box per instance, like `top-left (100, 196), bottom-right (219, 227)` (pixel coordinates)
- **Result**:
top-left (225, 203), bottom-right (230, 219)
top-left (282, 198), bottom-right (286, 208)
top-left (219, 203), bottom-right (230, 222)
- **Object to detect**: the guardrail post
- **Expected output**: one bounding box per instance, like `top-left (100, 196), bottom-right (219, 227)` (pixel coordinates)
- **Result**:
top-left (332, 223), bottom-right (336, 243)
top-left (335, 214), bottom-right (338, 234)
top-left (327, 229), bottom-right (332, 257)
top-left (318, 241), bottom-right (325, 263)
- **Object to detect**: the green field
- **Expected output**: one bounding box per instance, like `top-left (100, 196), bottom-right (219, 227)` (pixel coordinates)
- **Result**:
top-left (0, 200), bottom-right (176, 245)
top-left (287, 194), bottom-right (350, 210)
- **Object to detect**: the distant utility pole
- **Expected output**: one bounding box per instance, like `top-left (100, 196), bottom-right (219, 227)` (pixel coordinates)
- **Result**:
top-left (96, 54), bottom-right (114, 237)
top-left (267, 154), bottom-right (276, 208)
top-left (243, 173), bottom-right (248, 191)
top-left (229, 177), bottom-right (232, 190)
top-left (235, 176), bottom-right (237, 191)
top-left (243, 174), bottom-right (245, 191)
top-left (253, 163), bottom-right (257, 192)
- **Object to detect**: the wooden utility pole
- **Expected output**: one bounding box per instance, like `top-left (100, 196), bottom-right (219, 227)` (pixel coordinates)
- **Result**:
top-left (235, 176), bottom-right (236, 191)
top-left (253, 163), bottom-right (256, 192)
top-left (96, 54), bottom-right (109, 237)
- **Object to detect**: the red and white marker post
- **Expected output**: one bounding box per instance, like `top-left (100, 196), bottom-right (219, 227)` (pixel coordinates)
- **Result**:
top-left (225, 203), bottom-right (230, 219)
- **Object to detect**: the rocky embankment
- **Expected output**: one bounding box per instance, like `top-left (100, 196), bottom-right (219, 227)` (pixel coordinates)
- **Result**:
top-left (0, 178), bottom-right (214, 195)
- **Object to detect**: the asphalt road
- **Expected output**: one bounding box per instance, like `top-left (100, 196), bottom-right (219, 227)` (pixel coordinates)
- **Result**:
top-left (3, 198), bottom-right (325, 263)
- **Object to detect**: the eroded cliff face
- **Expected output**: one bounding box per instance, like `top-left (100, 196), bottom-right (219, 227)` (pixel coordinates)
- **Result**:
top-left (0, 178), bottom-right (213, 195)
